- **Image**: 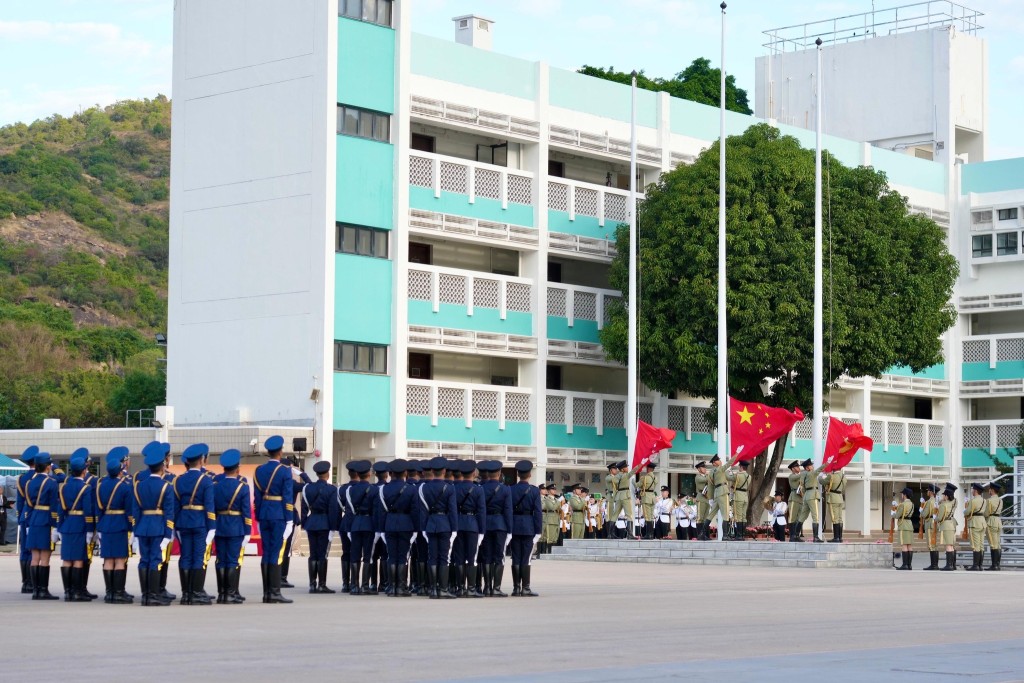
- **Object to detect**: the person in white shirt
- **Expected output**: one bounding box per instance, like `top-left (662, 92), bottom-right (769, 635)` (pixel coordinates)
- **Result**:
top-left (653, 487), bottom-right (674, 539)
top-left (771, 492), bottom-right (788, 542)
top-left (632, 501), bottom-right (645, 540)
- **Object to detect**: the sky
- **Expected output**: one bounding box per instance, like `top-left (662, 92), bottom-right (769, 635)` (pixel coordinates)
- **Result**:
top-left (1, 0), bottom-right (1022, 158)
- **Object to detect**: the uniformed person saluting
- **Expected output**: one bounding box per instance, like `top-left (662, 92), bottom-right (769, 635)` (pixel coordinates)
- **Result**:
top-left (213, 449), bottom-right (251, 604)
top-left (705, 454), bottom-right (736, 540)
top-left (132, 445), bottom-right (177, 605)
top-left (418, 457), bottom-right (458, 599)
top-left (253, 435), bottom-right (294, 603)
top-left (509, 460), bottom-right (542, 597)
top-left (964, 483), bottom-right (986, 571)
top-left (893, 487), bottom-right (915, 570)
top-left (478, 460), bottom-right (512, 597)
top-left (604, 461), bottom-right (631, 539)
top-left (983, 481), bottom-right (1003, 571)
top-left (57, 452), bottom-right (97, 602)
top-left (300, 460), bottom-right (336, 594)
top-left (97, 447), bottom-right (135, 604)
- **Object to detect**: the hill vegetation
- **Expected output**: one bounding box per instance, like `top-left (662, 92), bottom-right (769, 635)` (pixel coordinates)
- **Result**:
top-left (0, 97), bottom-right (170, 429)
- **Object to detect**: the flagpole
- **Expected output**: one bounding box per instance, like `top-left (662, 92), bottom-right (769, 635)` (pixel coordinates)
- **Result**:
top-left (716, 2), bottom-right (728, 465)
top-left (813, 37), bottom-right (824, 469)
top-left (627, 71), bottom-right (638, 473)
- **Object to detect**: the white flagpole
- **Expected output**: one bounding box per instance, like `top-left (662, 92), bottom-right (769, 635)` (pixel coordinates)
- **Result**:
top-left (627, 71), bottom-right (638, 470)
top-left (716, 3), bottom-right (728, 542)
top-left (813, 37), bottom-right (824, 470)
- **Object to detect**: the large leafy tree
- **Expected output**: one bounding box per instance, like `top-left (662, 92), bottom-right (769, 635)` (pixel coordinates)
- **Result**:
top-left (602, 124), bottom-right (958, 520)
top-left (579, 58), bottom-right (752, 114)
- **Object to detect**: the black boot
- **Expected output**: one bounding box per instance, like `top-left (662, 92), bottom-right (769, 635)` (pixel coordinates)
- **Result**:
top-left (986, 549), bottom-right (1001, 571)
top-left (367, 560), bottom-right (378, 594)
top-left (61, 566), bottom-right (72, 601)
top-left (73, 566), bottom-right (93, 601)
top-left (905, 551), bottom-right (913, 570)
top-left (942, 551), bottom-right (956, 571)
top-left (139, 566), bottom-right (150, 606)
top-left (396, 564), bottom-right (411, 597)
top-left (33, 566), bottom-right (59, 601)
top-left (103, 568), bottom-right (114, 603)
top-left (511, 565), bottom-right (522, 597)
top-left (360, 562), bottom-right (372, 595)
top-left (966, 551), bottom-right (983, 571)
top-left (437, 565), bottom-right (456, 599)
top-left (837, 524), bottom-right (844, 543)
top-left (349, 563), bottom-right (362, 596)
top-left (319, 560), bottom-right (335, 593)
top-left (280, 556), bottom-right (293, 588)
top-left (159, 561), bottom-right (175, 601)
top-left (226, 567), bottom-right (245, 604)
top-left (416, 563), bottom-right (429, 596)
top-left (493, 563), bottom-right (508, 597)
top-left (812, 524), bottom-right (824, 543)
top-left (260, 564), bottom-right (271, 602)
top-left (267, 564), bottom-right (293, 603)
top-left (192, 566), bottom-right (211, 603)
top-left (150, 569), bottom-right (172, 605)
top-left (481, 564), bottom-right (493, 597)
top-left (466, 566), bottom-right (484, 598)
top-left (81, 563), bottom-right (97, 599)
top-left (452, 565), bottom-right (464, 597)
top-left (20, 561), bottom-right (34, 594)
top-left (830, 524), bottom-right (839, 542)
top-left (736, 523), bottom-right (746, 541)
top-left (179, 567), bottom-right (192, 605)
top-left (520, 565), bottom-right (538, 597)
top-left (384, 564), bottom-right (397, 597)
top-left (340, 562), bottom-right (352, 594)
top-left (427, 566), bottom-right (439, 599)
top-left (215, 566), bottom-right (226, 603)
top-left (924, 551), bottom-right (939, 571)
top-left (112, 569), bottom-right (133, 603)
top-left (379, 560), bottom-right (389, 594)
top-left (308, 559), bottom-right (319, 593)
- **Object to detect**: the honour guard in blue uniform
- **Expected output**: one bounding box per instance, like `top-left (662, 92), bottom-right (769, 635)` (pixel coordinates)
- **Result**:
top-left (416, 457), bottom-right (458, 599)
top-left (25, 452), bottom-right (60, 600)
top-left (278, 456), bottom-right (303, 589)
top-left (479, 460), bottom-right (512, 597)
top-left (133, 446), bottom-right (177, 605)
top-left (97, 447), bottom-right (134, 604)
top-left (374, 459), bottom-right (417, 597)
top-left (509, 460), bottom-right (542, 597)
top-left (408, 460), bottom-right (430, 595)
top-left (254, 435), bottom-right (294, 604)
top-left (155, 443), bottom-right (178, 601)
top-left (173, 443), bottom-right (215, 604)
top-left (452, 460), bottom-right (486, 598)
top-left (73, 447), bottom-right (100, 600)
top-left (57, 452), bottom-right (97, 602)
top-left (370, 460), bottom-right (391, 594)
top-left (15, 445), bottom-right (40, 594)
top-left (301, 460), bottom-right (337, 594)
top-left (342, 459), bottom-right (377, 595)
top-left (334, 461), bottom-right (357, 593)
top-left (214, 449), bottom-right (251, 604)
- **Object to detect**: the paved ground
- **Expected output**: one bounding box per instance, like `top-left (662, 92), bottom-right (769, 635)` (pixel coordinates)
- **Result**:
top-left (2, 555), bottom-right (1022, 682)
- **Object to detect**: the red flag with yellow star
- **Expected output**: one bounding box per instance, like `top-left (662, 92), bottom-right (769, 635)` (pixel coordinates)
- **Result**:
top-left (823, 417), bottom-right (873, 472)
top-left (729, 397), bottom-right (804, 461)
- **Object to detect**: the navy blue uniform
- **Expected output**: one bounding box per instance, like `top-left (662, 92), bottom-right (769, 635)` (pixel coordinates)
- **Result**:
top-left (417, 479), bottom-right (458, 567)
top-left (343, 481), bottom-right (378, 565)
top-left (174, 469), bottom-right (216, 570)
top-left (131, 475), bottom-right (176, 570)
top-left (509, 482), bottom-right (542, 566)
top-left (96, 475), bottom-right (133, 558)
top-left (58, 477), bottom-right (96, 562)
top-left (214, 476), bottom-right (252, 570)
top-left (376, 479), bottom-right (418, 564)
top-left (301, 479), bottom-right (337, 562)
top-left (480, 479), bottom-right (513, 565)
top-left (25, 473), bottom-right (59, 550)
top-left (253, 460), bottom-right (294, 566)
top-left (452, 480), bottom-right (487, 568)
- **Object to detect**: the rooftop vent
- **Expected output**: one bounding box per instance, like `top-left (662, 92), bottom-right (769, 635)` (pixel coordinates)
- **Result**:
top-left (453, 14), bottom-right (494, 50)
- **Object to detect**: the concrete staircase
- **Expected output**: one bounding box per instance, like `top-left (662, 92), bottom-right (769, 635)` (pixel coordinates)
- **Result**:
top-left (542, 539), bottom-right (892, 569)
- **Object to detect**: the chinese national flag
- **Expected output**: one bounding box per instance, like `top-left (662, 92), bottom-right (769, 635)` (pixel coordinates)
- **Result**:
top-left (631, 420), bottom-right (676, 470)
top-left (823, 418), bottom-right (873, 472)
top-left (729, 397), bottom-right (804, 461)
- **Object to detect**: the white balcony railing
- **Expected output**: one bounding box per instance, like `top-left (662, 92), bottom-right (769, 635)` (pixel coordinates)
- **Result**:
top-left (908, 204), bottom-right (950, 228)
top-left (546, 390), bottom-right (655, 435)
top-left (409, 152), bottom-right (534, 208)
top-left (867, 416), bottom-right (945, 454)
top-left (406, 379), bottom-right (531, 430)
top-left (546, 283), bottom-right (621, 329)
top-left (548, 124), bottom-right (661, 164)
top-left (408, 264), bottom-right (533, 318)
top-left (837, 373), bottom-right (950, 395)
top-left (961, 379), bottom-right (1024, 397)
top-left (408, 208), bottom-right (538, 248)
top-left (962, 333), bottom-right (1024, 367)
top-left (962, 420), bottom-right (1024, 455)
top-left (959, 291), bottom-right (1024, 312)
top-left (410, 94), bottom-right (541, 139)
top-left (664, 399), bottom-right (717, 441)
top-left (547, 177), bottom-right (637, 228)
top-left (670, 150), bottom-right (696, 167)
top-left (546, 339), bottom-right (609, 364)
top-left (548, 231), bottom-right (617, 260)
top-left (408, 325), bottom-right (537, 356)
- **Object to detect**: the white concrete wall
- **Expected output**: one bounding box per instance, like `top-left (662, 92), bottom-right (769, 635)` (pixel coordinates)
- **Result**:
top-left (167, 0), bottom-right (336, 471)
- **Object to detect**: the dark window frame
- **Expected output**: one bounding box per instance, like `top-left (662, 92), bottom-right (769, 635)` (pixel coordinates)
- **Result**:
top-left (336, 104), bottom-right (391, 143)
top-left (996, 231), bottom-right (1019, 256)
top-left (972, 234), bottom-right (993, 259)
top-left (334, 341), bottom-right (389, 375)
top-left (336, 223), bottom-right (390, 259)
top-left (338, 0), bottom-right (394, 28)
top-left (997, 208), bottom-right (1018, 221)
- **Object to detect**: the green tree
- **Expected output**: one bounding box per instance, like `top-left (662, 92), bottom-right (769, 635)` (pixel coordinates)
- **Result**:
top-left (108, 370), bottom-right (166, 420)
top-left (601, 124), bottom-right (958, 520)
top-left (39, 370), bottom-right (122, 428)
top-left (579, 58), bottom-right (752, 114)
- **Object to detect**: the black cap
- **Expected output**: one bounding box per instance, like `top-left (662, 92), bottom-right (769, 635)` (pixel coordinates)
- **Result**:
top-left (945, 482), bottom-right (957, 491)
top-left (901, 487), bottom-right (913, 497)
top-left (389, 459), bottom-right (408, 474)
top-left (788, 460), bottom-right (801, 469)
top-left (738, 460), bottom-right (749, 469)
top-left (616, 460), bottom-right (628, 469)
top-left (987, 481), bottom-right (1002, 492)
top-left (372, 461), bottom-right (390, 474)
top-left (428, 457), bottom-right (447, 471)
top-left (573, 482), bottom-right (583, 489)
top-left (409, 460), bottom-right (424, 473)
top-left (695, 461), bottom-right (707, 469)
top-left (801, 459), bottom-right (813, 467)
top-left (660, 486), bottom-right (670, 492)
top-left (312, 461), bottom-right (331, 475)
top-left (710, 455), bottom-right (721, 464)
top-left (942, 487), bottom-right (956, 499)
top-left (607, 462), bottom-right (619, 470)
top-left (645, 461), bottom-right (656, 469)
top-left (925, 484), bottom-right (939, 493)
top-left (774, 490), bottom-right (784, 497)
top-left (348, 460), bottom-right (371, 474)
top-left (514, 460), bottom-right (532, 473)
top-left (461, 460), bottom-right (477, 475)
top-left (971, 483), bottom-right (984, 493)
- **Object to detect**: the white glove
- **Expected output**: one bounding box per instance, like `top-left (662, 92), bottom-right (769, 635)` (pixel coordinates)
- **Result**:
top-left (381, 533), bottom-right (387, 546)
top-left (95, 532), bottom-right (102, 544)
top-left (51, 529), bottom-right (60, 544)
top-left (503, 535), bottom-right (512, 551)
top-left (374, 532), bottom-right (383, 545)
top-left (131, 537), bottom-right (140, 555)
top-left (890, 511), bottom-right (896, 518)
top-left (283, 521), bottom-right (294, 541)
top-left (533, 534), bottom-right (541, 545)
top-left (920, 497), bottom-right (925, 503)
top-left (329, 531), bottom-right (339, 543)
top-left (411, 532), bottom-right (418, 543)
top-left (87, 531), bottom-right (95, 545)
top-left (159, 537), bottom-right (170, 552)
top-left (476, 534), bottom-right (485, 550)
top-left (347, 532), bottom-right (352, 542)
top-left (450, 531), bottom-right (457, 546)
top-left (205, 530), bottom-right (215, 546)
top-left (243, 535), bottom-right (251, 549)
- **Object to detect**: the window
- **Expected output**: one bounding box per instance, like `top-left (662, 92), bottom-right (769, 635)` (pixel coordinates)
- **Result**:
top-left (998, 208), bottom-right (1018, 221)
top-left (972, 234), bottom-right (992, 258)
top-left (996, 231), bottom-right (1019, 256)
top-left (548, 160), bottom-right (565, 178)
top-left (335, 342), bottom-right (388, 374)
top-left (972, 210), bottom-right (993, 224)
top-left (339, 0), bottom-right (393, 28)
top-left (411, 133), bottom-right (435, 153)
top-left (336, 105), bottom-right (390, 143)
top-left (336, 223), bottom-right (389, 258)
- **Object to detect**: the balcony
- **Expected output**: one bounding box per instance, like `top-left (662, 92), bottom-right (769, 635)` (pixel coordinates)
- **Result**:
top-left (546, 283), bottom-right (621, 345)
top-left (410, 94), bottom-right (541, 139)
top-left (405, 379), bottom-right (532, 446)
top-left (409, 151), bottom-right (534, 226)
top-left (548, 124), bottom-right (661, 165)
top-left (961, 334), bottom-right (1024, 388)
top-left (545, 390), bottom-right (646, 452)
top-left (837, 373), bottom-right (950, 396)
top-left (867, 416), bottom-right (945, 466)
top-left (959, 291), bottom-right (1024, 313)
top-left (548, 231), bottom-right (617, 261)
top-left (547, 177), bottom-right (635, 241)
top-left (908, 204), bottom-right (950, 229)
top-left (962, 419), bottom-right (1023, 467)
top-left (408, 325), bottom-right (537, 357)
top-left (407, 264), bottom-right (533, 337)
top-left (409, 208), bottom-right (538, 250)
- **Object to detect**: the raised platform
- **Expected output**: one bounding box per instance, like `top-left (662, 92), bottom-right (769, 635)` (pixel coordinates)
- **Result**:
top-left (542, 539), bottom-right (892, 569)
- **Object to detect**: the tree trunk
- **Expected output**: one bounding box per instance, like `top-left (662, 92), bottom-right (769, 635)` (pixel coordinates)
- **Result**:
top-left (745, 434), bottom-right (788, 525)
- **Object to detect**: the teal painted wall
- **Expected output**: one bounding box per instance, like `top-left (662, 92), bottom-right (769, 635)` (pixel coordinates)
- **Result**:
top-left (546, 425), bottom-right (627, 451)
top-left (548, 67), bottom-right (658, 127)
top-left (962, 361), bottom-right (1024, 381)
top-left (409, 300), bottom-right (532, 336)
top-left (411, 33), bottom-right (537, 99)
top-left (337, 135), bottom-right (395, 228)
top-left (338, 17), bottom-right (395, 113)
top-left (871, 446), bottom-right (945, 466)
top-left (871, 146), bottom-right (946, 194)
top-left (408, 186), bottom-right (535, 226)
top-left (962, 157), bottom-right (1024, 195)
top-left (335, 254), bottom-right (392, 344)
top-left (334, 372), bottom-right (391, 432)
top-left (962, 448), bottom-right (1011, 468)
top-left (547, 316), bottom-right (600, 343)
top-left (407, 416), bottom-right (533, 445)
top-left (670, 97), bottom-right (749, 141)
top-left (885, 364), bottom-right (946, 380)
top-left (668, 433), bottom-right (716, 455)
top-left (547, 210), bottom-right (619, 241)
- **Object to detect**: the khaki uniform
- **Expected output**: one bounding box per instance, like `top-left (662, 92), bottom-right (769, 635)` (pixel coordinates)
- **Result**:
top-left (730, 471), bottom-right (750, 523)
top-left (798, 465), bottom-right (826, 523)
top-left (695, 472), bottom-right (711, 523)
top-left (541, 495), bottom-right (560, 544)
top-left (569, 496), bottom-right (586, 540)
top-left (787, 472), bottom-right (804, 527)
top-left (920, 497), bottom-right (938, 551)
top-left (895, 499), bottom-right (915, 545)
top-left (706, 464), bottom-right (731, 523)
top-left (824, 471), bottom-right (846, 525)
top-left (605, 472), bottom-right (631, 527)
top-left (937, 499), bottom-right (957, 546)
top-left (965, 496), bottom-right (986, 552)
top-left (984, 495), bottom-right (1002, 551)
top-left (637, 472), bottom-right (657, 523)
